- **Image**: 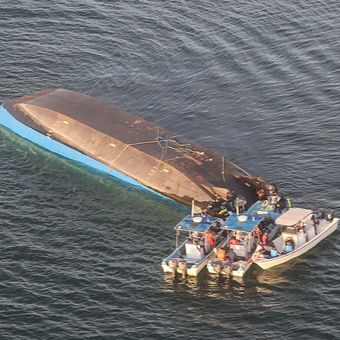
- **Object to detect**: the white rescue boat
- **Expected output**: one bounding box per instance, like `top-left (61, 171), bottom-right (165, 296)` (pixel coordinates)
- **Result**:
top-left (253, 208), bottom-right (339, 270)
top-left (162, 215), bottom-right (227, 277)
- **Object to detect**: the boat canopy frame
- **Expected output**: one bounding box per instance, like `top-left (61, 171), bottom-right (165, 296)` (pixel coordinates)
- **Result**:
top-left (174, 215), bottom-right (219, 233)
top-left (222, 214), bottom-right (266, 233)
top-left (275, 208), bottom-right (313, 227)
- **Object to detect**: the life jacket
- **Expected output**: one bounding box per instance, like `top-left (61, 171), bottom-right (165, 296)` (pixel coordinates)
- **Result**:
top-left (216, 248), bottom-right (226, 261)
top-left (218, 208), bottom-right (228, 216)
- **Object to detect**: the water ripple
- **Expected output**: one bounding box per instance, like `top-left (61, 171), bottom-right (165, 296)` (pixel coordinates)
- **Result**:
top-left (0, 0), bottom-right (339, 339)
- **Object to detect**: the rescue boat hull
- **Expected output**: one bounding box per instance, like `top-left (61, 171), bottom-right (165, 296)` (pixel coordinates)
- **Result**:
top-left (254, 218), bottom-right (339, 270)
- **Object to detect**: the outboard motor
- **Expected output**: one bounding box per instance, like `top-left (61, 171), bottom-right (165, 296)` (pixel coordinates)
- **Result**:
top-left (213, 261), bottom-right (222, 274)
top-left (168, 259), bottom-right (178, 272)
top-left (177, 260), bottom-right (187, 274)
top-left (221, 265), bottom-right (231, 276)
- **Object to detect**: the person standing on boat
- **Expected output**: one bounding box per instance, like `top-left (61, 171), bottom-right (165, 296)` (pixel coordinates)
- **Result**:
top-left (211, 220), bottom-right (222, 234)
top-left (228, 247), bottom-right (237, 262)
top-left (204, 227), bottom-right (215, 253)
top-left (226, 189), bottom-right (237, 211)
top-left (295, 221), bottom-right (304, 232)
top-left (311, 215), bottom-right (320, 233)
top-left (253, 225), bottom-right (262, 242)
top-left (257, 187), bottom-right (267, 201)
top-left (207, 196), bottom-right (225, 217)
top-left (261, 231), bottom-right (270, 246)
top-left (191, 232), bottom-right (201, 246)
top-left (266, 183), bottom-right (287, 212)
top-left (218, 189), bottom-right (237, 216)
top-left (266, 184), bottom-right (279, 206)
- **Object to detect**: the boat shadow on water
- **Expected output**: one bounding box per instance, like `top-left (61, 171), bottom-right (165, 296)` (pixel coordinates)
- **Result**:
top-left (162, 270), bottom-right (248, 297)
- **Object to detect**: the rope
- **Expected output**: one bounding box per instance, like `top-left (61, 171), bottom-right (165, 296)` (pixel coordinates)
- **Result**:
top-left (110, 132), bottom-right (206, 165)
top-left (221, 156), bottom-right (227, 185)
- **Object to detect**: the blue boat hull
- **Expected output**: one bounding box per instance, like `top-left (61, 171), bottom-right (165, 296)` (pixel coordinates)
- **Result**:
top-left (0, 105), bottom-right (157, 195)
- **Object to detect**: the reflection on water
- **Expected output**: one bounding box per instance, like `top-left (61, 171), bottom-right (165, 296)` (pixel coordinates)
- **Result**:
top-left (162, 269), bottom-right (249, 300)
top-left (252, 257), bottom-right (319, 289)
top-left (1, 0), bottom-right (340, 337)
top-left (162, 259), bottom-right (316, 300)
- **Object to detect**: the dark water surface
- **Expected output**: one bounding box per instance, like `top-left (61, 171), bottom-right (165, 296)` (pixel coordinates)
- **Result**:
top-left (0, 1), bottom-right (339, 339)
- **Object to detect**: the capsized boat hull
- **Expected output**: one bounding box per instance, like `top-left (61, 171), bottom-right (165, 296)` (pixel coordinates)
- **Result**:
top-left (0, 89), bottom-right (262, 206)
top-left (0, 105), bottom-right (150, 191)
top-left (254, 218), bottom-right (339, 270)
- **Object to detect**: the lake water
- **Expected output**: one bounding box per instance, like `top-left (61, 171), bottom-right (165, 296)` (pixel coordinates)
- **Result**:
top-left (0, 1), bottom-right (339, 339)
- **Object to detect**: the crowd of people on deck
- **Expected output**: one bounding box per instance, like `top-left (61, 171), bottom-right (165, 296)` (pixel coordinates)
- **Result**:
top-left (256, 183), bottom-right (288, 213)
top-left (252, 183), bottom-right (294, 259)
top-left (188, 188), bottom-right (242, 256)
top-left (261, 215), bottom-right (320, 259)
top-left (188, 182), bottom-right (333, 265)
top-left (213, 182), bottom-right (290, 262)
top-left (215, 245), bottom-right (237, 263)
top-left (203, 189), bottom-right (241, 220)
top-left (189, 182), bottom-right (291, 263)
top-left (194, 182), bottom-right (287, 222)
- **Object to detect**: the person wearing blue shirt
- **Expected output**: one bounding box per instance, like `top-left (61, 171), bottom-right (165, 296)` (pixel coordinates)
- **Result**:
top-left (285, 238), bottom-right (294, 253)
top-left (270, 246), bottom-right (279, 257)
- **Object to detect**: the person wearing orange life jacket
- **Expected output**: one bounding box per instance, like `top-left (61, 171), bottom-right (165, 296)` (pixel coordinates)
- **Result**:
top-left (216, 247), bottom-right (226, 261)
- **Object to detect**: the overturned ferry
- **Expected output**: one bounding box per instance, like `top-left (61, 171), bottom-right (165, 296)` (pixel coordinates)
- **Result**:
top-left (0, 89), bottom-right (263, 206)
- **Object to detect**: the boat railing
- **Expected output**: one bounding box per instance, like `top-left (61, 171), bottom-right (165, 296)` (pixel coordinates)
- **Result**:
top-left (162, 239), bottom-right (187, 262)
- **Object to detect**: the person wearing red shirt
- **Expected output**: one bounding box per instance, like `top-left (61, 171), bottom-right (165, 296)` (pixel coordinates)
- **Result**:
top-left (261, 231), bottom-right (269, 246)
top-left (229, 236), bottom-right (240, 245)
